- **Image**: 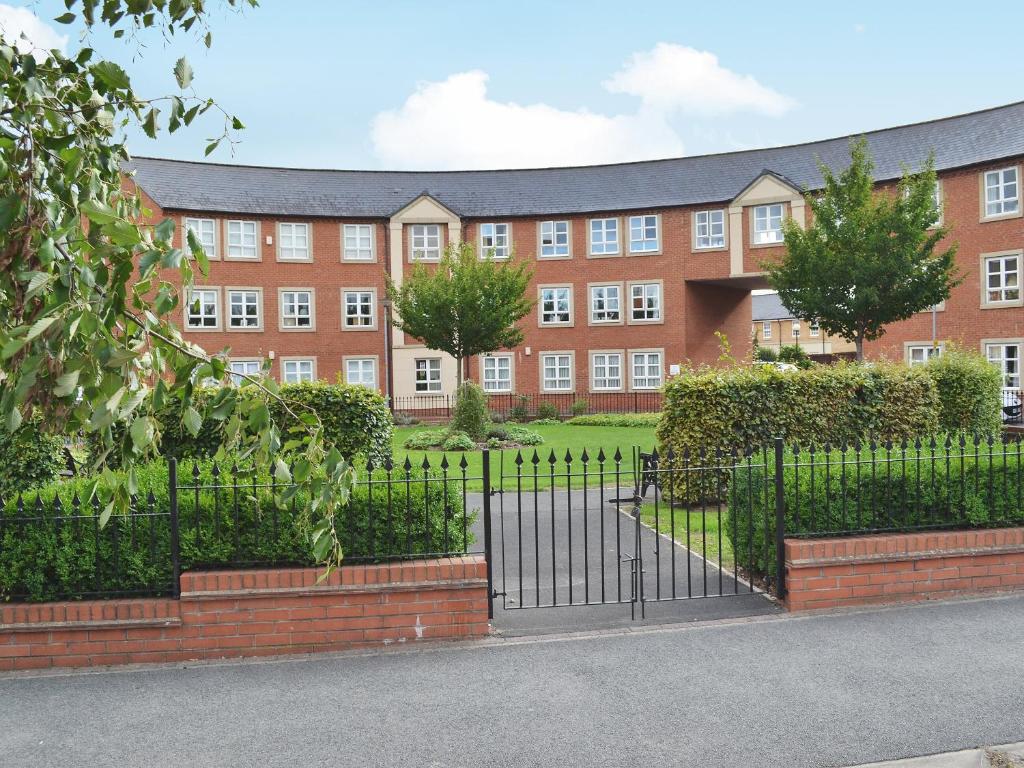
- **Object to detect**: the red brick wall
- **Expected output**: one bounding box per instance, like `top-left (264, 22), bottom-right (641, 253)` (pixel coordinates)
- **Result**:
top-left (785, 528), bottom-right (1024, 611)
top-left (0, 557), bottom-right (488, 671)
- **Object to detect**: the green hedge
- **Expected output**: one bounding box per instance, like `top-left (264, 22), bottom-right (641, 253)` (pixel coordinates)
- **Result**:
top-left (0, 421), bottom-right (66, 498)
top-left (0, 459), bottom-right (473, 602)
top-left (726, 438), bottom-right (1024, 579)
top-left (566, 413), bottom-right (661, 427)
top-left (926, 349), bottom-right (1003, 435)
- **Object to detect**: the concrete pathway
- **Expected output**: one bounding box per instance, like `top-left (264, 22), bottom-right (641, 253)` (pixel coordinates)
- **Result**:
top-left (845, 742), bottom-right (1024, 767)
top-left (2, 594), bottom-right (1022, 767)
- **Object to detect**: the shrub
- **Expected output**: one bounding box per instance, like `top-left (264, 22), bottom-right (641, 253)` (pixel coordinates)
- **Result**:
top-left (567, 413), bottom-right (661, 427)
top-left (531, 418), bottom-right (560, 425)
top-left (754, 346), bottom-right (778, 362)
top-left (727, 439), bottom-right (1024, 580)
top-left (441, 431), bottom-right (476, 452)
top-left (489, 411), bottom-right (506, 424)
top-left (393, 412), bottom-right (421, 427)
top-left (571, 399), bottom-right (589, 417)
top-left (0, 459), bottom-right (473, 602)
top-left (536, 401), bottom-right (560, 421)
top-left (0, 421), bottom-right (67, 498)
top-left (487, 437), bottom-right (502, 449)
top-left (487, 425), bottom-right (510, 440)
top-left (403, 429), bottom-right (446, 450)
top-left (777, 344), bottom-right (813, 369)
top-left (509, 395), bottom-right (529, 423)
top-left (926, 349), bottom-right (1002, 435)
top-left (450, 381), bottom-right (489, 441)
top-left (507, 426), bottom-right (544, 446)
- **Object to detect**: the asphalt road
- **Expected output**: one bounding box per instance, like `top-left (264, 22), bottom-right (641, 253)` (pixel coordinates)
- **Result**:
top-left (2, 595), bottom-right (1023, 767)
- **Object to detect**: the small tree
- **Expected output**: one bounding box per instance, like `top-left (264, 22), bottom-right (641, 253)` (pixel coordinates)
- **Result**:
top-left (764, 138), bottom-right (960, 360)
top-left (387, 242), bottom-right (533, 385)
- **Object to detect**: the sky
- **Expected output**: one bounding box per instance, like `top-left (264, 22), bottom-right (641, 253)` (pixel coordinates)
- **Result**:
top-left (3, 1), bottom-right (1024, 171)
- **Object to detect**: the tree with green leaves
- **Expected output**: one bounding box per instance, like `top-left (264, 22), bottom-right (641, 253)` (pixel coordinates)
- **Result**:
top-left (387, 242), bottom-right (533, 386)
top-left (0, 1), bottom-right (353, 571)
top-left (764, 138), bottom-right (960, 360)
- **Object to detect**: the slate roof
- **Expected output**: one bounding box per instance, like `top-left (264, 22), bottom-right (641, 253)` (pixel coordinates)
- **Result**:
top-left (751, 293), bottom-right (792, 321)
top-left (125, 101), bottom-right (1024, 218)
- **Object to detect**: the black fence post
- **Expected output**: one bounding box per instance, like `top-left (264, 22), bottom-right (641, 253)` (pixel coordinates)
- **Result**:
top-left (168, 457), bottom-right (182, 598)
top-left (773, 437), bottom-right (786, 601)
top-left (481, 449), bottom-right (494, 619)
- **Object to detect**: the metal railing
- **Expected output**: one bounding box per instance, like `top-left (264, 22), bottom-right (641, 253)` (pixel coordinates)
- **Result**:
top-left (392, 391), bottom-right (664, 419)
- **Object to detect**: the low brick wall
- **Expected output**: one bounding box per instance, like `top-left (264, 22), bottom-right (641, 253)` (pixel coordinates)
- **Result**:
top-left (785, 528), bottom-right (1024, 611)
top-left (0, 556), bottom-right (489, 671)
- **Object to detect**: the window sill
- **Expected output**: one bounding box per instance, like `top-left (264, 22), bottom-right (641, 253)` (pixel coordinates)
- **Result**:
top-left (225, 326), bottom-right (264, 333)
top-left (537, 254), bottom-right (573, 261)
top-left (750, 240), bottom-right (785, 249)
top-left (589, 318), bottom-right (624, 327)
top-left (342, 325), bottom-right (379, 332)
top-left (278, 325), bottom-right (317, 332)
top-left (693, 245), bottom-right (728, 253)
top-left (224, 255), bottom-right (261, 262)
top-left (627, 318), bottom-right (665, 326)
top-left (980, 210), bottom-right (1023, 223)
top-left (276, 257), bottom-right (314, 263)
top-left (981, 301), bottom-right (1024, 310)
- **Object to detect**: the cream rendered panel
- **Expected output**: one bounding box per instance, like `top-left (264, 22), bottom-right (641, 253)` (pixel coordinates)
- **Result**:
top-left (388, 195), bottom-right (463, 400)
top-left (727, 174), bottom-right (805, 277)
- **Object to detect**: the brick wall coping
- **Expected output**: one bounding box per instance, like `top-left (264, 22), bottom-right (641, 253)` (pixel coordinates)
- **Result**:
top-left (785, 528), bottom-right (1024, 568)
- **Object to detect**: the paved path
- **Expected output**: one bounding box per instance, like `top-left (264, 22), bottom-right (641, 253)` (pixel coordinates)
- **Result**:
top-left (3, 595), bottom-right (1022, 767)
top-left (470, 489), bottom-right (780, 635)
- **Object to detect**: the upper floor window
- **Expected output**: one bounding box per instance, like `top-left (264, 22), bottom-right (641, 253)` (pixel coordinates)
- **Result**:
top-left (791, 321), bottom-right (800, 339)
top-left (539, 221), bottom-right (570, 258)
top-left (415, 358), bottom-right (442, 393)
top-left (278, 223), bottom-right (310, 261)
top-left (907, 345), bottom-right (941, 367)
top-left (343, 224), bottom-right (374, 261)
top-left (590, 284), bottom-right (621, 323)
top-left (628, 215), bottom-right (659, 253)
top-left (229, 359), bottom-right (262, 385)
top-left (345, 358), bottom-right (377, 389)
top-left (227, 289), bottom-right (261, 330)
top-left (630, 282), bottom-right (661, 322)
top-left (631, 351), bottom-right (663, 390)
top-left (282, 359), bottom-right (315, 384)
top-left (411, 224), bottom-right (441, 260)
top-left (186, 288), bottom-right (219, 330)
top-left (762, 320), bottom-right (772, 340)
top-left (753, 204), bottom-right (784, 245)
top-left (184, 217), bottom-right (216, 258)
top-left (985, 253), bottom-right (1021, 304)
top-left (589, 218), bottom-right (619, 256)
top-left (281, 289), bottom-right (314, 329)
top-left (540, 286), bottom-right (572, 325)
top-left (226, 220), bottom-right (258, 259)
top-left (343, 290), bottom-right (375, 329)
top-left (482, 355), bottom-right (512, 393)
top-left (480, 223), bottom-right (510, 259)
top-left (694, 210), bottom-right (725, 249)
top-left (809, 321), bottom-right (820, 338)
top-left (984, 167), bottom-right (1019, 218)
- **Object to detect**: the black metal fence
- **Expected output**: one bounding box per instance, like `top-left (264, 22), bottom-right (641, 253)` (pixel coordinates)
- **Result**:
top-left (392, 391), bottom-right (664, 420)
top-left (1002, 390), bottom-right (1022, 424)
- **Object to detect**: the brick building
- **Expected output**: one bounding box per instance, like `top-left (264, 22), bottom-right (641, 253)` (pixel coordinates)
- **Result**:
top-left (751, 293), bottom-right (856, 359)
top-left (125, 101), bottom-right (1024, 412)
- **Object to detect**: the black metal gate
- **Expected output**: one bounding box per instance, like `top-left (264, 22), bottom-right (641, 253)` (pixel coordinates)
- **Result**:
top-left (481, 445), bottom-right (784, 620)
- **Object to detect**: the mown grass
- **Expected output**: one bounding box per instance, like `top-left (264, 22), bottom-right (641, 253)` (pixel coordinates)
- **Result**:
top-left (637, 501), bottom-right (736, 572)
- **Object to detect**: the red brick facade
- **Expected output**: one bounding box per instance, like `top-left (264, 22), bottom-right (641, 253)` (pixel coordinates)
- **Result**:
top-left (0, 557), bottom-right (488, 671)
top-left (784, 528), bottom-right (1024, 611)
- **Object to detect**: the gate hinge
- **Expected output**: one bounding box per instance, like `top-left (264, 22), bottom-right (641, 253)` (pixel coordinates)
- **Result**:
top-left (488, 487), bottom-right (504, 497)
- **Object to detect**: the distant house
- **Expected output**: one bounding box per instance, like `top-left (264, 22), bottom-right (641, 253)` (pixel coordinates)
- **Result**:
top-left (751, 293), bottom-right (856, 357)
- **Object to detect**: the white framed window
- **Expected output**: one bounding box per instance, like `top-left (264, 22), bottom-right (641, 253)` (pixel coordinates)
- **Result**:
top-left (539, 286), bottom-right (572, 325)
top-left (342, 224), bottom-right (374, 261)
top-left (345, 357), bottom-right (377, 389)
top-left (792, 321), bottom-right (800, 339)
top-left (342, 289), bottom-right (376, 329)
top-left (184, 217), bottom-right (216, 258)
top-left (762, 321), bottom-right (772, 340)
top-left (986, 343), bottom-right (1021, 389)
top-left (280, 289), bottom-right (314, 329)
top-left (694, 210), bottom-right (725, 249)
top-left (907, 345), bottom-right (942, 366)
top-left (591, 352), bottom-right (622, 391)
top-left (539, 220), bottom-right (570, 258)
top-left (228, 359), bottom-right (262, 386)
top-left (226, 289), bottom-right (261, 330)
top-left (226, 220), bottom-right (258, 259)
top-left (590, 284), bottom-right (621, 323)
top-left (282, 359), bottom-right (315, 384)
top-left (984, 167), bottom-right (1019, 218)
top-left (753, 203), bottom-right (784, 245)
top-left (278, 222), bottom-right (310, 261)
top-left (985, 253), bottom-right (1021, 304)
top-left (541, 353), bottom-right (573, 392)
top-left (480, 223), bottom-right (510, 259)
top-left (629, 282), bottom-right (661, 322)
top-left (631, 351), bottom-right (663, 390)
top-left (411, 224), bottom-right (442, 261)
top-left (589, 218), bottom-right (619, 255)
top-left (628, 215), bottom-right (659, 253)
top-left (186, 288), bottom-right (219, 330)
top-left (809, 321), bottom-right (820, 338)
top-left (482, 355), bottom-right (512, 393)
top-left (415, 358), bottom-right (442, 393)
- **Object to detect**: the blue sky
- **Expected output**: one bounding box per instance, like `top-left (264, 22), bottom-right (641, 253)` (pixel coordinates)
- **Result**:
top-left (5, 1), bottom-right (1024, 169)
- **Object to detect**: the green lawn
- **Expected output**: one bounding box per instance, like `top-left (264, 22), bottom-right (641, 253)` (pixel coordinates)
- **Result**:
top-left (638, 502), bottom-right (736, 572)
top-left (391, 422), bottom-right (657, 490)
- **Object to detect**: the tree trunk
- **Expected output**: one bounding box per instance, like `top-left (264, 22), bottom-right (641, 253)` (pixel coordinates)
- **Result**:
top-left (455, 355), bottom-right (464, 389)
top-left (855, 336), bottom-right (864, 362)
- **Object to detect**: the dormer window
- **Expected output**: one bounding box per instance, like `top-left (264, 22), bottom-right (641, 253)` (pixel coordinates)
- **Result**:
top-left (753, 204), bottom-right (784, 245)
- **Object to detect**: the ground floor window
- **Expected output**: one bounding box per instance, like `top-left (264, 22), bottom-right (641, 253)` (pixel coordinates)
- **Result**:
top-left (541, 354), bottom-right (572, 391)
top-left (228, 359), bottom-right (262, 386)
top-left (987, 343), bottom-right (1021, 389)
top-left (345, 358), bottom-right (376, 388)
top-left (631, 351), bottom-right (663, 390)
top-left (907, 344), bottom-right (942, 366)
top-left (415, 358), bottom-right (442, 393)
top-left (482, 355), bottom-right (512, 392)
top-left (591, 352), bottom-right (622, 390)
top-left (282, 359), bottom-right (315, 384)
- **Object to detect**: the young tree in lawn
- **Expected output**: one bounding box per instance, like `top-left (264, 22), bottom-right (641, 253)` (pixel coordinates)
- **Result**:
top-left (764, 138), bottom-right (960, 361)
top-left (0, 1), bottom-right (353, 569)
top-left (387, 242), bottom-right (533, 387)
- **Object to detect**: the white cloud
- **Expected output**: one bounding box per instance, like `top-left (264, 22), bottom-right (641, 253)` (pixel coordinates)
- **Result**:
top-left (0, 4), bottom-right (67, 56)
top-left (371, 70), bottom-right (684, 170)
top-left (854, 23), bottom-right (866, 34)
top-left (603, 43), bottom-right (795, 118)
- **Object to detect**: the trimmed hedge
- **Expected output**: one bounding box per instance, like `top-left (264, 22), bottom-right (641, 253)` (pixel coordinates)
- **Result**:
top-left (726, 438), bottom-right (1024, 580)
top-left (926, 349), bottom-right (1003, 435)
top-left (0, 422), bottom-right (66, 498)
top-left (567, 413), bottom-right (661, 428)
top-left (0, 459), bottom-right (473, 602)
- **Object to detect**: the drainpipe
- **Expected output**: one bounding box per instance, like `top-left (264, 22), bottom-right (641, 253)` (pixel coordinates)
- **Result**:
top-left (382, 222), bottom-right (395, 410)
